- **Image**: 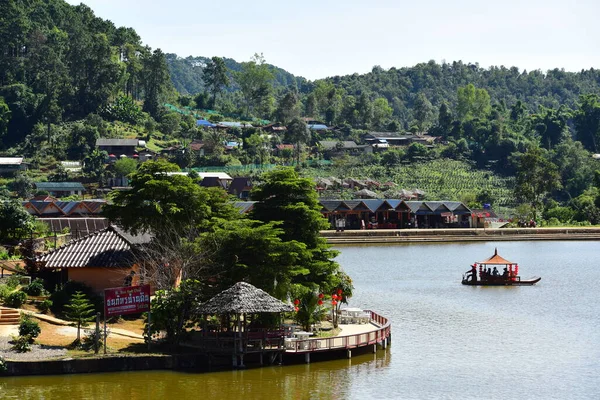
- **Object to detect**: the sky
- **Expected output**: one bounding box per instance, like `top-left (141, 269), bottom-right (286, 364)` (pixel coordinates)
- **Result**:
top-left (65, 0), bottom-right (600, 81)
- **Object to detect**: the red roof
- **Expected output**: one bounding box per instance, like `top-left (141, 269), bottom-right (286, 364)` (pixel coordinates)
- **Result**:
top-left (478, 248), bottom-right (515, 265)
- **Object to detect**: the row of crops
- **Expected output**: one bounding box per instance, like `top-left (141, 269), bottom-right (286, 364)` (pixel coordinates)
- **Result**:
top-left (306, 159), bottom-right (516, 207)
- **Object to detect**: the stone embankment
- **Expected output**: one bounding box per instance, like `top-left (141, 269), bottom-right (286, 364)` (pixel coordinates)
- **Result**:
top-left (322, 227), bottom-right (600, 244)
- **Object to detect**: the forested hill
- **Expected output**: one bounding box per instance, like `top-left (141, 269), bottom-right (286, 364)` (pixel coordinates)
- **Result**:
top-left (168, 54), bottom-right (600, 118)
top-left (0, 0), bottom-right (172, 149)
top-left (324, 62), bottom-right (600, 115)
top-left (166, 54), bottom-right (308, 95)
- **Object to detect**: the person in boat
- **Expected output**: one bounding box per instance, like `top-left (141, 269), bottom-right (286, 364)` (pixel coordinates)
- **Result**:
top-left (492, 267), bottom-right (499, 277)
top-left (465, 264), bottom-right (478, 282)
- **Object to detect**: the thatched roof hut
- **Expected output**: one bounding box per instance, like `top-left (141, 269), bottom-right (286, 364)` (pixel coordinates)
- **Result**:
top-left (196, 282), bottom-right (294, 315)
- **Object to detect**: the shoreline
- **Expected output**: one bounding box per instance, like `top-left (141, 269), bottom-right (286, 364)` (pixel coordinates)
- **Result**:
top-left (321, 227), bottom-right (600, 244)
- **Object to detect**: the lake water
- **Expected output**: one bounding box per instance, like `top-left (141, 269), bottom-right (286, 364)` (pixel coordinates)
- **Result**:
top-left (2, 241), bottom-right (599, 399)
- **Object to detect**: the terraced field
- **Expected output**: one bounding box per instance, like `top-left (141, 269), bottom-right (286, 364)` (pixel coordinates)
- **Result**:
top-left (305, 159), bottom-right (516, 207)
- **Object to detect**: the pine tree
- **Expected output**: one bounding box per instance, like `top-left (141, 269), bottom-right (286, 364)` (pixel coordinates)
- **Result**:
top-left (64, 291), bottom-right (96, 344)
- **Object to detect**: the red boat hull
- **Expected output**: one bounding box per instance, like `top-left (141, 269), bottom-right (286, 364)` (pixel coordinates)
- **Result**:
top-left (462, 277), bottom-right (541, 286)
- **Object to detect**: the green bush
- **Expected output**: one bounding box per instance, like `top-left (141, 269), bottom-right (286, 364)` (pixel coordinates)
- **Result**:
top-left (37, 299), bottom-right (53, 314)
top-left (18, 315), bottom-right (41, 343)
top-left (0, 284), bottom-right (11, 301)
top-left (24, 278), bottom-right (46, 296)
top-left (4, 291), bottom-right (27, 308)
top-left (5, 275), bottom-right (20, 289)
top-left (81, 327), bottom-right (110, 352)
top-left (11, 335), bottom-right (32, 353)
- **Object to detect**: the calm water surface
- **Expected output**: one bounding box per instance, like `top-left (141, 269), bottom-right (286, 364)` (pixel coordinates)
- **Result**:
top-left (2, 241), bottom-right (599, 399)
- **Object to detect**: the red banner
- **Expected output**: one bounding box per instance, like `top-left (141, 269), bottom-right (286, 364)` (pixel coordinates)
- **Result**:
top-left (104, 284), bottom-right (151, 317)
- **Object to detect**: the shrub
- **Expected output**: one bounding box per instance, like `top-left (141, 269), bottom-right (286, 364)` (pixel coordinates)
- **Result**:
top-left (24, 278), bottom-right (46, 296)
top-left (0, 355), bottom-right (7, 373)
top-left (0, 285), bottom-right (11, 301)
top-left (18, 315), bottom-right (41, 343)
top-left (4, 291), bottom-right (27, 308)
top-left (11, 335), bottom-right (32, 352)
top-left (81, 327), bottom-right (110, 352)
top-left (5, 275), bottom-right (20, 289)
top-left (50, 280), bottom-right (102, 316)
top-left (36, 299), bottom-right (53, 314)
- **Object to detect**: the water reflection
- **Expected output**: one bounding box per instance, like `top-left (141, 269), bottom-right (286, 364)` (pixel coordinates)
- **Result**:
top-left (2, 352), bottom-right (391, 400)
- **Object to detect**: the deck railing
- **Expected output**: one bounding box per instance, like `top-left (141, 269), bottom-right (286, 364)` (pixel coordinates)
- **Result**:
top-left (285, 310), bottom-right (391, 353)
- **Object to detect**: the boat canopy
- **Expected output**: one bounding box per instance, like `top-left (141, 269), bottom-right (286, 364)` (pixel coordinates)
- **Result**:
top-left (477, 248), bottom-right (515, 265)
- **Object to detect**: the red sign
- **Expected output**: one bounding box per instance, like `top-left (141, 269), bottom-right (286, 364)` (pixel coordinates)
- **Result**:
top-left (104, 285), bottom-right (151, 317)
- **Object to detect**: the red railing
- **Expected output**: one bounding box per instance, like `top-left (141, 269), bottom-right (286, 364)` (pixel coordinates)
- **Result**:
top-left (285, 310), bottom-right (391, 353)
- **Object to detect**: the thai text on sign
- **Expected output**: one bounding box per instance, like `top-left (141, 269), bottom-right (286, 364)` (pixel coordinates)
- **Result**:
top-left (104, 284), bottom-right (150, 317)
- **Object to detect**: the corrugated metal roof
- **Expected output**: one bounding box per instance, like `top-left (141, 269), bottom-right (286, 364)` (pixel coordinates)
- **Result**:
top-left (319, 141), bottom-right (358, 150)
top-left (38, 228), bottom-right (133, 268)
top-left (234, 201), bottom-right (255, 214)
top-left (320, 200), bottom-right (343, 212)
top-left (0, 157), bottom-right (24, 165)
top-left (35, 182), bottom-right (85, 190)
top-left (96, 139), bottom-right (139, 146)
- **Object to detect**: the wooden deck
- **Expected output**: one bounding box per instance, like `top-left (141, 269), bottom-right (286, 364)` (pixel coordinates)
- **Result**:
top-left (284, 310), bottom-right (391, 363)
top-left (187, 310), bottom-right (391, 367)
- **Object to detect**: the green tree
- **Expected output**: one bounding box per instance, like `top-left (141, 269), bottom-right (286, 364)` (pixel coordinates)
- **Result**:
top-left (114, 157), bottom-right (137, 178)
top-left (285, 117), bottom-right (311, 166)
top-left (142, 48), bottom-right (171, 119)
top-left (235, 53), bottom-right (275, 117)
top-left (551, 138), bottom-right (593, 198)
top-left (275, 91), bottom-right (300, 124)
top-left (8, 172), bottom-right (34, 199)
top-left (83, 149), bottom-right (107, 186)
top-left (574, 94), bottom-right (600, 152)
top-left (457, 84), bottom-right (491, 121)
top-left (104, 160), bottom-right (238, 236)
top-left (372, 97), bottom-right (393, 129)
top-left (356, 93), bottom-right (373, 128)
top-left (203, 56), bottom-right (229, 107)
top-left (146, 279), bottom-right (203, 347)
top-left (64, 291), bottom-right (96, 344)
top-left (531, 106), bottom-right (570, 149)
top-left (514, 146), bottom-right (561, 220)
top-left (412, 93), bottom-right (434, 131)
top-left (304, 93), bottom-right (318, 117)
top-left (199, 219), bottom-right (308, 298)
top-left (0, 97), bottom-right (11, 138)
top-left (250, 168), bottom-right (341, 293)
top-left (0, 199), bottom-right (34, 240)
top-left (432, 102), bottom-right (453, 138)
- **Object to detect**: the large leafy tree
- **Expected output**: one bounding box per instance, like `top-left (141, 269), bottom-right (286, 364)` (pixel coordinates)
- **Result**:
top-left (202, 56), bottom-right (229, 107)
top-left (285, 117), bottom-right (311, 166)
top-left (199, 219), bottom-right (308, 299)
top-left (574, 94), bottom-right (600, 153)
top-left (0, 199), bottom-right (34, 240)
top-left (235, 53), bottom-right (274, 117)
top-left (82, 149), bottom-right (107, 186)
top-left (514, 146), bottom-right (561, 219)
top-left (250, 168), bottom-right (342, 293)
top-left (104, 160), bottom-right (237, 236)
top-left (275, 91), bottom-right (300, 125)
top-left (457, 84), bottom-right (491, 121)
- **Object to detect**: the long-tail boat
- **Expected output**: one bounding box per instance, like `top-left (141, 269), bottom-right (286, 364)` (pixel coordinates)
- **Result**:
top-left (461, 248), bottom-right (541, 286)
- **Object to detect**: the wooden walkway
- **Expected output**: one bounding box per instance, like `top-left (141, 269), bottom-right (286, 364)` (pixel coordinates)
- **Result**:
top-left (284, 310), bottom-right (391, 363)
